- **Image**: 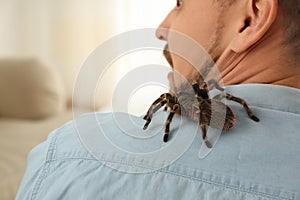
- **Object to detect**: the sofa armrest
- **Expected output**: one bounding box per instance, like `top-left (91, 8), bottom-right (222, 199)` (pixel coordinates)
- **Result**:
top-left (0, 58), bottom-right (66, 119)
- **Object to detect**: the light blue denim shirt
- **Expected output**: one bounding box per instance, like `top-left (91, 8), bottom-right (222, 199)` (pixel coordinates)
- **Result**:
top-left (17, 84), bottom-right (300, 200)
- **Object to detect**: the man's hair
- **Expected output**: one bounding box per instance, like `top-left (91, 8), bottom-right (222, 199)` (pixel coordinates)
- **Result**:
top-left (217, 0), bottom-right (300, 65)
top-left (279, 0), bottom-right (300, 64)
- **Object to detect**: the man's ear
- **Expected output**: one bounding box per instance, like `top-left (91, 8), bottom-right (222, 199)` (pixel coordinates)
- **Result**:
top-left (229, 0), bottom-right (278, 52)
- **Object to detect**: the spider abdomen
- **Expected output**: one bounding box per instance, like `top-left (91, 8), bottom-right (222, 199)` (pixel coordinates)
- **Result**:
top-left (208, 101), bottom-right (236, 131)
top-left (180, 99), bottom-right (236, 131)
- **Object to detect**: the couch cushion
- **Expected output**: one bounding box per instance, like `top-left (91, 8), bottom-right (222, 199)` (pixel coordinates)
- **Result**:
top-left (0, 111), bottom-right (74, 200)
top-left (0, 58), bottom-right (65, 119)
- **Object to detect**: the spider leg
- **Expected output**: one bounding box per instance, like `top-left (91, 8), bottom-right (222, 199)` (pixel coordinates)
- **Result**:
top-left (206, 79), bottom-right (224, 92)
top-left (191, 85), bottom-right (213, 148)
top-left (200, 123), bottom-right (212, 148)
top-left (143, 99), bottom-right (168, 130)
top-left (195, 103), bottom-right (213, 149)
top-left (143, 93), bottom-right (170, 124)
top-left (214, 93), bottom-right (259, 122)
top-left (163, 106), bottom-right (168, 111)
top-left (163, 104), bottom-right (180, 142)
top-left (143, 94), bottom-right (167, 119)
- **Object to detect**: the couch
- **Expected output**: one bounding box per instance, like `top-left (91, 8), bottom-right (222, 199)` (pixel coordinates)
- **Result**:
top-left (0, 58), bottom-right (75, 200)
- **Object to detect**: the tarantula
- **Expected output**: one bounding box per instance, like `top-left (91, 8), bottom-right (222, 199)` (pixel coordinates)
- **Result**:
top-left (143, 78), bottom-right (259, 148)
top-left (143, 44), bottom-right (259, 148)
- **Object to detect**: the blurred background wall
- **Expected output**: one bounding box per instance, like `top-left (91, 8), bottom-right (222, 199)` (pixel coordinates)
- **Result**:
top-left (0, 2), bottom-right (177, 199)
top-left (0, 0), bottom-right (173, 115)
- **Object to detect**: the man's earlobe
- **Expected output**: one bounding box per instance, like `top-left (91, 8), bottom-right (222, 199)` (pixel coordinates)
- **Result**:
top-left (229, 0), bottom-right (278, 53)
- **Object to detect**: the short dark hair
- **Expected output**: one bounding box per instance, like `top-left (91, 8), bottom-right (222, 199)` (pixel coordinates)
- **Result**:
top-left (279, 0), bottom-right (300, 64)
top-left (217, 0), bottom-right (300, 65)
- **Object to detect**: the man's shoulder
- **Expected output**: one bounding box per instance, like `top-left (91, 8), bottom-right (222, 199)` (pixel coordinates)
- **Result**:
top-left (51, 83), bottom-right (300, 164)
top-left (48, 111), bottom-right (181, 161)
top-left (46, 112), bottom-right (115, 160)
top-left (17, 85), bottom-right (300, 200)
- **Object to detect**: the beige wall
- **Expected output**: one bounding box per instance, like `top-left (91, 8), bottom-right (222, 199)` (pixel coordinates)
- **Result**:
top-left (0, 0), bottom-right (173, 114)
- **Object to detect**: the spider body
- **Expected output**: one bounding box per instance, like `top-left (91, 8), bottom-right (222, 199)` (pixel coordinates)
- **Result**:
top-left (143, 79), bottom-right (259, 148)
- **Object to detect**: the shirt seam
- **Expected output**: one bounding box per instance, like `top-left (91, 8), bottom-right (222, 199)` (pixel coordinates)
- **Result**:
top-left (43, 156), bottom-right (295, 200)
top-left (164, 168), bottom-right (295, 200)
top-left (250, 104), bottom-right (300, 115)
top-left (29, 127), bottom-right (61, 200)
top-left (102, 157), bottom-right (296, 200)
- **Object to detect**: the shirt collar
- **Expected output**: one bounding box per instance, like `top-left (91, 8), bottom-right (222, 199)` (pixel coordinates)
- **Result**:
top-left (213, 84), bottom-right (300, 115)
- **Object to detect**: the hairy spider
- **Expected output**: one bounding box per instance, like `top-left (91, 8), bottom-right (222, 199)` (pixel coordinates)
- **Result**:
top-left (143, 78), bottom-right (259, 148)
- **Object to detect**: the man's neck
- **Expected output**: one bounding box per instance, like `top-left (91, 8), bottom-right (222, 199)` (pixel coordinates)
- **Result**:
top-left (216, 24), bottom-right (300, 89)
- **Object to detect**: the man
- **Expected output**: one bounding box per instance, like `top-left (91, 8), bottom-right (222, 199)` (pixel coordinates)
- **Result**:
top-left (17, 0), bottom-right (300, 199)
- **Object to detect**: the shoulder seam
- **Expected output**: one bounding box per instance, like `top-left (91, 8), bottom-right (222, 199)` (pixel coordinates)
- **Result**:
top-left (30, 127), bottom-right (62, 200)
top-left (98, 157), bottom-right (295, 200)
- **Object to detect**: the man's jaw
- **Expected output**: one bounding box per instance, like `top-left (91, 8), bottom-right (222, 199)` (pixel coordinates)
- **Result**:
top-left (163, 44), bottom-right (176, 93)
top-left (163, 44), bottom-right (173, 68)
